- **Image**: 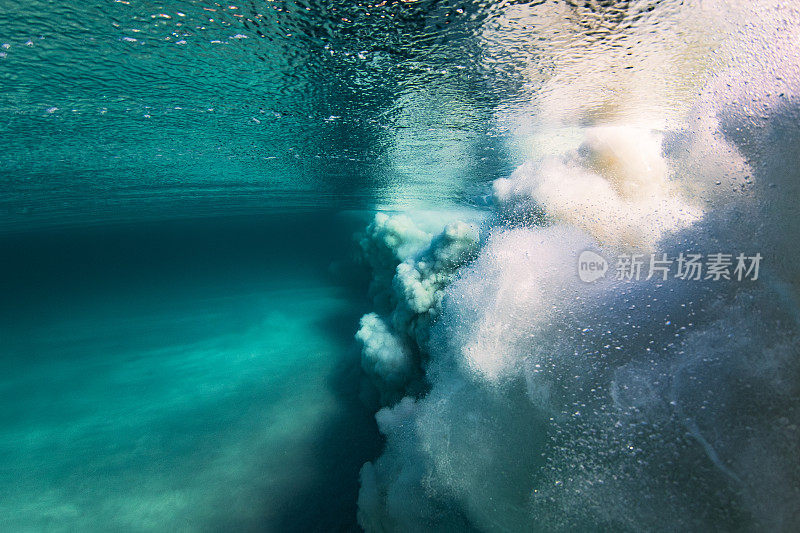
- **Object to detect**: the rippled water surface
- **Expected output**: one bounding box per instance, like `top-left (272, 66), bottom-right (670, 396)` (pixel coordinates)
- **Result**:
top-left (2, 0), bottom-right (799, 531)
top-left (1, 0), bottom-right (723, 230)
top-left (2, 0), bottom-right (515, 228)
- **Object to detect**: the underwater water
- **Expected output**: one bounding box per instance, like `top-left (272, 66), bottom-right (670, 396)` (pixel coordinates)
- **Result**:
top-left (0, 214), bottom-right (380, 530)
top-left (2, 0), bottom-right (800, 532)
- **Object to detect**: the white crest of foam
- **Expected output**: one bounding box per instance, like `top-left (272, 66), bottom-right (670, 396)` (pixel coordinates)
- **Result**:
top-left (448, 226), bottom-right (596, 381)
top-left (494, 125), bottom-right (702, 248)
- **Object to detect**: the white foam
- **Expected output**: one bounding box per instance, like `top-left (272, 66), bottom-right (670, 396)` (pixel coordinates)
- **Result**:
top-left (358, 1), bottom-right (800, 530)
top-left (493, 126), bottom-right (702, 249)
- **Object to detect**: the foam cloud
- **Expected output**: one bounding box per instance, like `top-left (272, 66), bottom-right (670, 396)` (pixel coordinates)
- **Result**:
top-left (493, 126), bottom-right (703, 249)
top-left (355, 213), bottom-right (481, 405)
top-left (357, 1), bottom-right (800, 530)
top-left (356, 313), bottom-right (416, 398)
top-left (360, 219), bottom-right (800, 531)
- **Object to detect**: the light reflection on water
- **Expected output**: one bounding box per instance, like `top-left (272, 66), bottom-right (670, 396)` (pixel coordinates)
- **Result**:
top-left (0, 0), bottom-right (727, 231)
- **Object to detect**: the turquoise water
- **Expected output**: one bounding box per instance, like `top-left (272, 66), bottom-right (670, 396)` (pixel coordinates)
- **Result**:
top-left (2, 0), bottom-right (800, 531)
top-left (0, 215), bottom-right (379, 530)
top-left (0, 0), bottom-right (512, 231)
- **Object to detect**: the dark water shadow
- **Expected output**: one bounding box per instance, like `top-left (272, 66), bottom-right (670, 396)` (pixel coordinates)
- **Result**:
top-left (243, 291), bottom-right (383, 533)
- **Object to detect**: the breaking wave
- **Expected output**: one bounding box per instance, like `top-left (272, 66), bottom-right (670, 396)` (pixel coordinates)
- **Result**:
top-left (353, 2), bottom-right (800, 529)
